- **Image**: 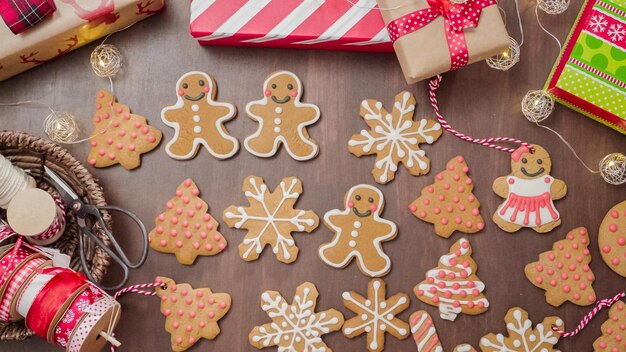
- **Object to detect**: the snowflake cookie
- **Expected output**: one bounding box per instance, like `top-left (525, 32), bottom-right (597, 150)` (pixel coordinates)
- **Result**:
top-left (348, 91), bottom-right (441, 184)
top-left (342, 279), bottom-right (410, 352)
top-left (249, 282), bottom-right (344, 352)
top-left (318, 184), bottom-right (398, 277)
top-left (223, 176), bottom-right (319, 263)
top-left (480, 307), bottom-right (564, 352)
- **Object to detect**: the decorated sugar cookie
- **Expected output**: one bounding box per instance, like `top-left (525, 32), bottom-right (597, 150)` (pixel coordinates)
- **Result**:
top-left (318, 184), bottom-right (397, 277)
top-left (593, 300), bottom-right (626, 352)
top-left (223, 176), bottom-right (319, 263)
top-left (524, 227), bottom-right (596, 307)
top-left (414, 238), bottom-right (489, 321)
top-left (410, 311), bottom-right (477, 352)
top-left (342, 279), bottom-right (410, 352)
top-left (155, 277), bottom-right (231, 352)
top-left (244, 70), bottom-right (320, 161)
top-left (493, 144), bottom-right (567, 233)
top-left (598, 200), bottom-right (626, 276)
top-left (161, 71), bottom-right (238, 160)
top-left (409, 155), bottom-right (485, 238)
top-left (87, 89), bottom-right (162, 169)
top-left (348, 91), bottom-right (441, 184)
top-left (249, 282), bottom-right (344, 352)
top-left (480, 307), bottom-right (564, 352)
top-left (148, 179), bottom-right (226, 265)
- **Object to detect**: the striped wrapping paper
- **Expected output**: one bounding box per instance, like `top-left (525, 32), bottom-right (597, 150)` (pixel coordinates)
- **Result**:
top-left (189, 0), bottom-right (393, 52)
top-left (545, 0), bottom-right (626, 134)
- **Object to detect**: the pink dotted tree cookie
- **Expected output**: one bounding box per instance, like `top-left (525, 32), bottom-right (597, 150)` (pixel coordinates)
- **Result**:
top-left (409, 155), bottom-right (484, 238)
top-left (87, 89), bottom-right (162, 170)
top-left (155, 277), bottom-right (231, 352)
top-left (524, 227), bottom-right (596, 307)
top-left (414, 238), bottom-right (489, 321)
top-left (593, 300), bottom-right (626, 352)
top-left (599, 200), bottom-right (626, 277)
top-left (149, 179), bottom-right (226, 265)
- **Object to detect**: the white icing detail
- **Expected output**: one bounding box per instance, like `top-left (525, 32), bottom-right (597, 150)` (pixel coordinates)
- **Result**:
top-left (244, 71), bottom-right (320, 161)
top-left (497, 176), bottom-right (560, 227)
top-left (226, 177), bottom-right (316, 261)
top-left (319, 185), bottom-right (396, 277)
top-left (193, 115), bottom-right (200, 122)
top-left (191, 104), bottom-right (199, 112)
top-left (161, 71), bottom-right (239, 160)
top-left (275, 107), bottom-right (282, 114)
top-left (349, 240), bottom-right (356, 247)
top-left (410, 312), bottom-right (443, 352)
top-left (351, 230), bottom-right (358, 238)
top-left (348, 91), bottom-right (441, 184)
top-left (274, 118), bottom-right (281, 125)
top-left (274, 127), bottom-right (281, 133)
top-left (194, 126), bottom-right (202, 133)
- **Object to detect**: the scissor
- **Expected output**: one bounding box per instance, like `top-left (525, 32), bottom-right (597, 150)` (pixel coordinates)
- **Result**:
top-left (44, 165), bottom-right (148, 290)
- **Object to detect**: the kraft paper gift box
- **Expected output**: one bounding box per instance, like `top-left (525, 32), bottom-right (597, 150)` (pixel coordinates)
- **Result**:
top-left (377, 0), bottom-right (510, 84)
top-left (0, 0), bottom-right (165, 82)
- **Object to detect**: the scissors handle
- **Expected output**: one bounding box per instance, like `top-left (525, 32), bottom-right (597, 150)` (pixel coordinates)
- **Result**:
top-left (78, 205), bottom-right (149, 290)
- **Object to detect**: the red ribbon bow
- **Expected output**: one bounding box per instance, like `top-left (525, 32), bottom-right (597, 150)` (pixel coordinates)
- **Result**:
top-left (387, 0), bottom-right (496, 70)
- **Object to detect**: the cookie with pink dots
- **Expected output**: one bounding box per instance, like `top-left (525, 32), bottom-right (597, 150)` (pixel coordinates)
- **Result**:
top-left (244, 70), bottom-right (320, 161)
top-left (599, 200), bottom-right (626, 277)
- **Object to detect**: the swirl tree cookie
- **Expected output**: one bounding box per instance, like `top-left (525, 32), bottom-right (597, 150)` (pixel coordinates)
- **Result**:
top-left (410, 311), bottom-right (477, 352)
top-left (223, 176), bottom-right (319, 263)
top-left (249, 282), bottom-right (344, 352)
top-left (149, 178), bottom-right (226, 265)
top-left (348, 91), bottom-right (441, 184)
top-left (318, 184), bottom-right (397, 277)
top-left (492, 145), bottom-right (567, 233)
top-left (155, 277), bottom-right (231, 352)
top-left (598, 200), bottom-right (626, 276)
top-left (593, 300), bottom-right (626, 352)
top-left (244, 70), bottom-right (320, 161)
top-left (161, 71), bottom-right (239, 160)
top-left (342, 279), bottom-right (410, 352)
top-left (87, 89), bottom-right (162, 169)
top-left (409, 155), bottom-right (485, 238)
top-left (524, 227), bottom-right (596, 307)
top-left (414, 238), bottom-right (489, 321)
top-left (479, 307), bottom-right (564, 352)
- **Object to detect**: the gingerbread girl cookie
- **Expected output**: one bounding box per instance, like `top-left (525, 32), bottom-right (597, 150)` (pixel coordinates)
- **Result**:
top-left (161, 71), bottom-right (238, 160)
top-left (244, 70), bottom-right (320, 161)
top-left (493, 144), bottom-right (567, 233)
top-left (318, 184), bottom-right (397, 277)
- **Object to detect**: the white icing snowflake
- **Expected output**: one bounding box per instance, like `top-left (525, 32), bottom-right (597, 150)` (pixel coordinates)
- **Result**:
top-left (223, 176), bottom-right (318, 263)
top-left (589, 14), bottom-right (608, 32)
top-left (608, 23), bottom-right (625, 42)
top-left (348, 91), bottom-right (442, 184)
top-left (250, 282), bottom-right (344, 352)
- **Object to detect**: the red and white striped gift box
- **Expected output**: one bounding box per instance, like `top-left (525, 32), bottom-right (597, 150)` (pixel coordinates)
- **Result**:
top-left (189, 0), bottom-right (393, 52)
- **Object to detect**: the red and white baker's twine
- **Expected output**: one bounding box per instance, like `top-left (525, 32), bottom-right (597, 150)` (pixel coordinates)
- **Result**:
top-left (113, 281), bottom-right (166, 300)
top-left (552, 292), bottom-right (626, 337)
top-left (429, 75), bottom-right (532, 153)
top-left (31, 194), bottom-right (66, 242)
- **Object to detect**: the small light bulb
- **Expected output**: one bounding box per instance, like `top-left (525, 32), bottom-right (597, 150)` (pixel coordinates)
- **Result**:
top-left (502, 51), bottom-right (509, 58)
top-left (608, 161), bottom-right (615, 167)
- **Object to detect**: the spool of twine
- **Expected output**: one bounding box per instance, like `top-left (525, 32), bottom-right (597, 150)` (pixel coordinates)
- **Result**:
top-left (0, 154), bottom-right (35, 209)
top-left (6, 189), bottom-right (66, 246)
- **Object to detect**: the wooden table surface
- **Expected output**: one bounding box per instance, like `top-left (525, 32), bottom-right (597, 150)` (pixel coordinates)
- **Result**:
top-left (1, 0), bottom-right (625, 351)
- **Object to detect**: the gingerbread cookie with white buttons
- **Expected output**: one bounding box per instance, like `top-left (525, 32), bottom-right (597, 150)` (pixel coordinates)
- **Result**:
top-left (319, 184), bottom-right (397, 277)
top-left (161, 71), bottom-right (239, 160)
top-left (244, 70), bottom-right (320, 161)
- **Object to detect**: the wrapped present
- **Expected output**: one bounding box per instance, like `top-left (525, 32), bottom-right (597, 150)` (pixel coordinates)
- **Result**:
top-left (189, 0), bottom-right (393, 52)
top-left (377, 0), bottom-right (510, 83)
top-left (0, 0), bottom-right (57, 34)
top-left (0, 0), bottom-right (165, 82)
top-left (545, 0), bottom-right (626, 135)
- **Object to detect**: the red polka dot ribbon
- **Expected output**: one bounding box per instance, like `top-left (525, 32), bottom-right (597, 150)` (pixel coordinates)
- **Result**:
top-left (552, 292), bottom-right (626, 338)
top-left (386, 0), bottom-right (497, 71)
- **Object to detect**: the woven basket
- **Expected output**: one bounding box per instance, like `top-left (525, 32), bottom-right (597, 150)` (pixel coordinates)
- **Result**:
top-left (0, 131), bottom-right (111, 341)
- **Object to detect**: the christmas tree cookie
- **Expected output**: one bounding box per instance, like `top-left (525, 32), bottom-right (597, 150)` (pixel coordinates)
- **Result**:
top-left (87, 89), bottom-right (162, 169)
top-left (524, 227), bottom-right (596, 306)
top-left (480, 307), bottom-right (564, 352)
top-left (593, 300), bottom-right (626, 352)
top-left (149, 179), bottom-right (226, 265)
top-left (155, 277), bottom-right (231, 352)
top-left (409, 155), bottom-right (485, 238)
top-left (414, 238), bottom-right (489, 321)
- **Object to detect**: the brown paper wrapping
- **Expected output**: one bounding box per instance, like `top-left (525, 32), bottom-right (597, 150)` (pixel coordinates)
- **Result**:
top-left (377, 0), bottom-right (509, 84)
top-left (0, 0), bottom-right (165, 82)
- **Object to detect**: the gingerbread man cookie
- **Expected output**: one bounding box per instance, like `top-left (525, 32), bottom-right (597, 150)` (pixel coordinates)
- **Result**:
top-left (162, 71), bottom-right (238, 160)
top-left (318, 184), bottom-right (397, 277)
top-left (493, 144), bottom-right (567, 233)
top-left (244, 70), bottom-right (320, 161)
top-left (598, 200), bottom-right (626, 276)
